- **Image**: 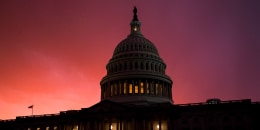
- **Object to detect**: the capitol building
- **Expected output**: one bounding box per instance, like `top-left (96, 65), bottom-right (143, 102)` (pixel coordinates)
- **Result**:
top-left (1, 7), bottom-right (259, 130)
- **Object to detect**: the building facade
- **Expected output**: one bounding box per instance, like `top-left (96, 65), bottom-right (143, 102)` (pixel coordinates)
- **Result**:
top-left (1, 7), bottom-right (260, 130)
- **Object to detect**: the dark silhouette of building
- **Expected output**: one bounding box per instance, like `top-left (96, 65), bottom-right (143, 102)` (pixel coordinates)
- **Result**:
top-left (1, 7), bottom-right (260, 130)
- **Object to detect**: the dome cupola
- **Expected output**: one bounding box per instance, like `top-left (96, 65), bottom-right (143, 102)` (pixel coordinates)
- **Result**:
top-left (100, 7), bottom-right (173, 105)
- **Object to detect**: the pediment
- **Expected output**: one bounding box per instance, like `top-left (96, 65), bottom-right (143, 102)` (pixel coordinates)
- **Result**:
top-left (87, 100), bottom-right (129, 113)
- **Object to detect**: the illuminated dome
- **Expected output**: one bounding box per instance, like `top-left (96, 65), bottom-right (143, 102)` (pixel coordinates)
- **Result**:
top-left (100, 7), bottom-right (173, 105)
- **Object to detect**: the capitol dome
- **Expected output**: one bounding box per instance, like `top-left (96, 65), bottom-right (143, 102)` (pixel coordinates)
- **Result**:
top-left (100, 7), bottom-right (173, 105)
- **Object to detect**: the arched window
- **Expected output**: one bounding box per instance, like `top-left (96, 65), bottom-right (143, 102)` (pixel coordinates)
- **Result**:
top-left (124, 62), bottom-right (127, 70)
top-left (129, 84), bottom-right (133, 94)
top-left (155, 64), bottom-right (158, 72)
top-left (146, 62), bottom-right (148, 70)
top-left (140, 82), bottom-right (144, 94)
top-left (150, 82), bottom-right (154, 95)
top-left (160, 84), bottom-right (163, 96)
top-left (155, 83), bottom-right (159, 95)
top-left (129, 62), bottom-right (132, 70)
top-left (110, 84), bottom-right (113, 96)
top-left (119, 82), bottom-right (122, 95)
top-left (151, 63), bottom-right (154, 71)
top-left (159, 64), bottom-right (162, 73)
top-left (107, 66), bottom-right (110, 73)
top-left (111, 66), bottom-right (114, 73)
top-left (123, 82), bottom-right (127, 94)
top-left (135, 62), bottom-right (138, 69)
top-left (115, 64), bottom-right (117, 72)
top-left (114, 83), bottom-right (117, 95)
top-left (140, 62), bottom-right (144, 70)
top-left (103, 89), bottom-right (106, 99)
top-left (134, 84), bottom-right (138, 94)
top-left (166, 85), bottom-right (169, 97)
top-left (146, 82), bottom-right (150, 94)
top-left (53, 126), bottom-right (58, 130)
top-left (119, 63), bottom-right (122, 71)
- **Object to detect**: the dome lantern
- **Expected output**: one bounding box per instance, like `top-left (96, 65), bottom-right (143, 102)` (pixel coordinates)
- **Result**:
top-left (130, 6), bottom-right (142, 36)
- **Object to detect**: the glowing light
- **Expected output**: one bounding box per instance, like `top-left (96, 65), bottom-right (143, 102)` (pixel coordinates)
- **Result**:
top-left (129, 84), bottom-right (133, 93)
top-left (134, 27), bottom-right (137, 31)
top-left (110, 125), bottom-right (113, 129)
top-left (53, 126), bottom-right (57, 130)
top-left (157, 124), bottom-right (160, 129)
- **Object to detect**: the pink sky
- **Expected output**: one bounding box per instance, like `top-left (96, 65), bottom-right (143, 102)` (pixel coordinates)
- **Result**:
top-left (1, 0), bottom-right (260, 119)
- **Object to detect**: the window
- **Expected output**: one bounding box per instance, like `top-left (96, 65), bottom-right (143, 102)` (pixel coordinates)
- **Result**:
top-left (73, 125), bottom-right (78, 130)
top-left (150, 83), bottom-right (154, 95)
top-left (160, 85), bottom-right (162, 95)
top-left (124, 62), bottom-right (127, 70)
top-left (53, 126), bottom-right (58, 130)
top-left (115, 64), bottom-right (117, 72)
top-left (129, 84), bottom-right (133, 93)
top-left (140, 82), bottom-right (144, 94)
top-left (119, 64), bottom-right (122, 71)
top-left (155, 83), bottom-right (159, 95)
top-left (130, 63), bottom-right (132, 70)
top-left (103, 90), bottom-right (106, 98)
top-left (155, 64), bottom-right (158, 71)
top-left (110, 85), bottom-right (113, 96)
top-left (124, 82), bottom-right (127, 94)
top-left (146, 82), bottom-right (150, 94)
top-left (135, 85), bottom-right (138, 94)
top-left (114, 84), bottom-right (117, 95)
top-left (134, 27), bottom-right (137, 31)
top-left (135, 62), bottom-right (138, 69)
top-left (141, 62), bottom-right (144, 69)
top-left (119, 83), bottom-right (122, 95)
top-left (166, 85), bottom-right (169, 96)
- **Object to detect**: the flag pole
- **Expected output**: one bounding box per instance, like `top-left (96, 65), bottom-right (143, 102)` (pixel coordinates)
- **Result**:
top-left (28, 105), bottom-right (34, 116)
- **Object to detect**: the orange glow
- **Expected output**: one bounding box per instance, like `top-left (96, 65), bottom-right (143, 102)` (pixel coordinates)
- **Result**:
top-left (1, 1), bottom-right (259, 120)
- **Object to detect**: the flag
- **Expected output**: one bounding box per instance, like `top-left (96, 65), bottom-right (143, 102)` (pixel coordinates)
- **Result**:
top-left (28, 105), bottom-right (33, 109)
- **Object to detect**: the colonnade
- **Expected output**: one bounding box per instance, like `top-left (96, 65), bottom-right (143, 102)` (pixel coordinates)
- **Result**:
top-left (101, 79), bottom-right (172, 100)
top-left (107, 60), bottom-right (166, 74)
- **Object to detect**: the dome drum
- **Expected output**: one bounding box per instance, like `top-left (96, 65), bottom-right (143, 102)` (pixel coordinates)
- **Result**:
top-left (101, 78), bottom-right (172, 104)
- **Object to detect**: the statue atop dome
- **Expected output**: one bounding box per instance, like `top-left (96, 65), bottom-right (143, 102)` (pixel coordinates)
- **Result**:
top-left (133, 6), bottom-right (139, 21)
top-left (130, 6), bottom-right (142, 35)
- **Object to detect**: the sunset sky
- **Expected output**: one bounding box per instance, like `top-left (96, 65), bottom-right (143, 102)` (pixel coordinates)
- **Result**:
top-left (1, 0), bottom-right (260, 119)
